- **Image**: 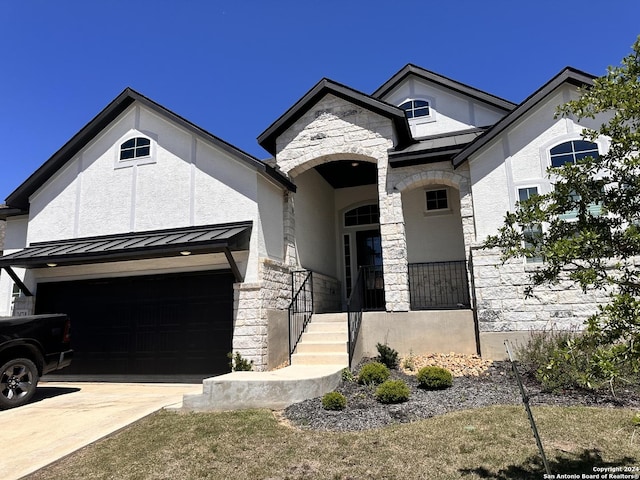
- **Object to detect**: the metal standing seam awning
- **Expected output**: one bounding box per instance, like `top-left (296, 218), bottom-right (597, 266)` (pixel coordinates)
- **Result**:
top-left (0, 221), bottom-right (252, 296)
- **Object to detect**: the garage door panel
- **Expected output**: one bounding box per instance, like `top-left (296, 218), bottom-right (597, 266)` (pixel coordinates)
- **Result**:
top-left (35, 270), bottom-right (234, 377)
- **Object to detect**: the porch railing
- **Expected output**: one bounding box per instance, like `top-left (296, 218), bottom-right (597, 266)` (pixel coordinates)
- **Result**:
top-left (408, 260), bottom-right (470, 309)
top-left (346, 266), bottom-right (365, 368)
top-left (288, 270), bottom-right (313, 359)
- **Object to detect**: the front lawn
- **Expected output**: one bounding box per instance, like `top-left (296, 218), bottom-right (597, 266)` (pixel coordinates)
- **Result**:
top-left (26, 406), bottom-right (639, 480)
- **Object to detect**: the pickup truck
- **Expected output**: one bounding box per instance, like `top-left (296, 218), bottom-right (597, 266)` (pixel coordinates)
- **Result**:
top-left (0, 314), bottom-right (73, 409)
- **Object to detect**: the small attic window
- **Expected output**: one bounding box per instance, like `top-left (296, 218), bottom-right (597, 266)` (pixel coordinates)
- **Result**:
top-left (120, 137), bottom-right (151, 160)
top-left (399, 99), bottom-right (430, 119)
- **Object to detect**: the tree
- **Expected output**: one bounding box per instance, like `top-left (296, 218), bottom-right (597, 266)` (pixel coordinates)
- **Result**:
top-left (485, 36), bottom-right (640, 390)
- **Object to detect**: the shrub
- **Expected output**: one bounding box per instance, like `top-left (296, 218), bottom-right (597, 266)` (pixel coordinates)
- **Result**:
top-left (358, 362), bottom-right (390, 385)
top-left (376, 342), bottom-right (399, 369)
top-left (416, 366), bottom-right (453, 390)
top-left (322, 391), bottom-right (347, 411)
top-left (375, 380), bottom-right (410, 404)
top-left (402, 350), bottom-right (416, 372)
top-left (341, 368), bottom-right (355, 383)
top-left (632, 412), bottom-right (640, 428)
top-left (227, 351), bottom-right (253, 371)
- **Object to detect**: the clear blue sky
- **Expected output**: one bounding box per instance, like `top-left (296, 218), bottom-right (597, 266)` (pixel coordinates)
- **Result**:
top-left (1, 0), bottom-right (639, 202)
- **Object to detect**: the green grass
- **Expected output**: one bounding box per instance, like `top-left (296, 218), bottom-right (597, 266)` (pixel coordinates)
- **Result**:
top-left (26, 406), bottom-right (640, 480)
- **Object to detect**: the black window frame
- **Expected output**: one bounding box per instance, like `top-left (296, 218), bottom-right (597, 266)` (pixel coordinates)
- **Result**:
top-left (119, 137), bottom-right (152, 161)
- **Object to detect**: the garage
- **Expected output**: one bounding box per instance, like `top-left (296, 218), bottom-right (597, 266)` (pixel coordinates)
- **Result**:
top-left (35, 270), bottom-right (235, 378)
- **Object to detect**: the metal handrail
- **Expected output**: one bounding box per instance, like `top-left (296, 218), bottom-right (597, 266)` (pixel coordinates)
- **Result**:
top-left (346, 267), bottom-right (365, 368)
top-left (288, 270), bottom-right (313, 360)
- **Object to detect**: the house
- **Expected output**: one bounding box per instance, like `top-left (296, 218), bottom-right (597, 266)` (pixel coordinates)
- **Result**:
top-left (0, 64), bottom-right (606, 378)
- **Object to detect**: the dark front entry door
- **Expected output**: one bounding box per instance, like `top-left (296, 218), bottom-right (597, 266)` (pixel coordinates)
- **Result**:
top-left (356, 229), bottom-right (385, 310)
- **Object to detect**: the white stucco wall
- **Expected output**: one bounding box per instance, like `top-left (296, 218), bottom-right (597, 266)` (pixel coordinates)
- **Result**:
top-left (402, 185), bottom-right (465, 263)
top-left (379, 77), bottom-right (508, 138)
top-left (0, 216), bottom-right (29, 316)
top-left (293, 168), bottom-right (337, 277)
top-left (20, 103), bottom-right (287, 284)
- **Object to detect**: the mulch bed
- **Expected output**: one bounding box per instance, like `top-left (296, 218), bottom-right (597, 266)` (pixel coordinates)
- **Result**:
top-left (283, 359), bottom-right (640, 432)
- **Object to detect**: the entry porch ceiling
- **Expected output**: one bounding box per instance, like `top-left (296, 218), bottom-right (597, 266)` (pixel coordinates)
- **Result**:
top-left (314, 161), bottom-right (377, 189)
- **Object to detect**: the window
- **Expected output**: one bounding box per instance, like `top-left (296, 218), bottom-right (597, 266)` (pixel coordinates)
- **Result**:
top-left (120, 137), bottom-right (151, 160)
top-left (518, 186), bottom-right (539, 203)
top-left (399, 99), bottom-right (430, 119)
top-left (550, 140), bottom-right (599, 168)
top-left (523, 224), bottom-right (543, 263)
top-left (10, 283), bottom-right (20, 308)
top-left (425, 189), bottom-right (448, 211)
top-left (344, 204), bottom-right (379, 227)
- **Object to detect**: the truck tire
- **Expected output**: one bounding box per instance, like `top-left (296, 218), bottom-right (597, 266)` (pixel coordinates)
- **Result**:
top-left (0, 358), bottom-right (39, 409)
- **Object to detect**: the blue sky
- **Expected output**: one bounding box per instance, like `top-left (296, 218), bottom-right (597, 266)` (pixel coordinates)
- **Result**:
top-left (1, 0), bottom-right (639, 201)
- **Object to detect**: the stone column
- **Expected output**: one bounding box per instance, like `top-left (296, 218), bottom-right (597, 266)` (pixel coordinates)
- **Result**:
top-left (378, 159), bottom-right (410, 312)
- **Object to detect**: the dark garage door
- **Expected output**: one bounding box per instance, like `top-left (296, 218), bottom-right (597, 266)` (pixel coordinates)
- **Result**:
top-left (35, 270), bottom-right (234, 378)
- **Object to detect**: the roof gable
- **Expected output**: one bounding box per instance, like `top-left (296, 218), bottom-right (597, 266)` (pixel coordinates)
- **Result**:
top-left (373, 64), bottom-right (517, 112)
top-left (5, 88), bottom-right (294, 211)
top-left (257, 78), bottom-right (414, 155)
top-left (452, 67), bottom-right (596, 167)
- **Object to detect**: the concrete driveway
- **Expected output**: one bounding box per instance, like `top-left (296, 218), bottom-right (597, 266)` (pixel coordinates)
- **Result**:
top-left (0, 381), bottom-right (201, 480)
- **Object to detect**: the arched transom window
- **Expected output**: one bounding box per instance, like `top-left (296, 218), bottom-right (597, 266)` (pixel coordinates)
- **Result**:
top-left (344, 204), bottom-right (379, 226)
top-left (550, 140), bottom-right (598, 168)
top-left (399, 99), bottom-right (430, 119)
top-left (120, 137), bottom-right (151, 160)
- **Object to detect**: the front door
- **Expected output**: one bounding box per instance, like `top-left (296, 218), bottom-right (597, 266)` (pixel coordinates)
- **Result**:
top-left (356, 229), bottom-right (385, 310)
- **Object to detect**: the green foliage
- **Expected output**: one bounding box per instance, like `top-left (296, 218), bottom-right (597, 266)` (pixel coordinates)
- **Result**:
top-left (416, 366), bottom-right (453, 390)
top-left (484, 37), bottom-right (640, 387)
top-left (376, 342), bottom-right (399, 369)
top-left (632, 412), bottom-right (640, 427)
top-left (357, 361), bottom-right (390, 385)
top-left (341, 368), bottom-right (355, 383)
top-left (227, 351), bottom-right (253, 371)
top-left (321, 391), bottom-right (347, 411)
top-left (375, 380), bottom-right (411, 404)
top-left (402, 350), bottom-right (417, 372)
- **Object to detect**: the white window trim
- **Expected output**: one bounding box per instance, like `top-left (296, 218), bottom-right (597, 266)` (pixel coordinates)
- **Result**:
top-left (399, 96), bottom-right (436, 124)
top-left (114, 133), bottom-right (157, 170)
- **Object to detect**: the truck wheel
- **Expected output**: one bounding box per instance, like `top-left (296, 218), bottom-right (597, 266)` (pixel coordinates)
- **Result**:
top-left (0, 358), bottom-right (39, 409)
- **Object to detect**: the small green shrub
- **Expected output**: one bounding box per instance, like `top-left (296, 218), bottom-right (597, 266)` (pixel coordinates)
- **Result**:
top-left (341, 368), bottom-right (355, 382)
top-left (375, 380), bottom-right (410, 404)
top-left (357, 362), bottom-right (390, 385)
top-left (632, 412), bottom-right (640, 427)
top-left (416, 366), bottom-right (453, 390)
top-left (322, 391), bottom-right (347, 411)
top-left (227, 351), bottom-right (253, 371)
top-left (376, 342), bottom-right (399, 369)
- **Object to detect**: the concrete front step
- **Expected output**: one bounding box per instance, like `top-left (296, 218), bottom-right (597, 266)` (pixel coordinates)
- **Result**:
top-left (300, 331), bottom-right (348, 343)
top-left (295, 341), bottom-right (348, 353)
top-left (312, 313), bottom-right (347, 322)
top-left (306, 322), bottom-right (347, 333)
top-left (291, 352), bottom-right (349, 366)
top-left (182, 365), bottom-right (344, 411)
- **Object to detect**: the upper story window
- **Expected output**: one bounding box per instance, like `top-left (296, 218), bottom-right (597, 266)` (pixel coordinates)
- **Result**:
top-left (399, 99), bottom-right (430, 119)
top-left (550, 140), bottom-right (599, 168)
top-left (120, 137), bottom-right (151, 160)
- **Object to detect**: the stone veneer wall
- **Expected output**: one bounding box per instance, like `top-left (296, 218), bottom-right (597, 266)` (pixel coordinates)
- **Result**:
top-left (471, 247), bottom-right (604, 334)
top-left (274, 93), bottom-right (410, 311)
top-left (233, 259), bottom-right (292, 370)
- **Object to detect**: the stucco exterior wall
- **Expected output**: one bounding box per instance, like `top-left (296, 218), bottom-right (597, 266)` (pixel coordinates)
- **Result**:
top-left (468, 84), bottom-right (612, 340)
top-left (379, 77), bottom-right (507, 138)
top-left (293, 168), bottom-right (336, 277)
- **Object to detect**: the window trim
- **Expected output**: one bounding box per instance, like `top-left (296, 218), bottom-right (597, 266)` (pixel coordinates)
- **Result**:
top-left (343, 203), bottom-right (380, 228)
top-left (424, 187), bottom-right (451, 215)
top-left (115, 134), bottom-right (156, 169)
top-left (399, 97), bottom-right (435, 123)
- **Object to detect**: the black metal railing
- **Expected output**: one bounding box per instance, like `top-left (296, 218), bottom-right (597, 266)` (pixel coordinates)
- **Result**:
top-left (288, 270), bottom-right (313, 359)
top-left (359, 265), bottom-right (385, 311)
top-left (346, 267), bottom-right (365, 368)
top-left (408, 261), bottom-right (470, 309)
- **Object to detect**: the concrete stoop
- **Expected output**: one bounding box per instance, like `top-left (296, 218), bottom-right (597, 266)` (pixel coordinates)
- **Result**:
top-left (182, 313), bottom-right (349, 411)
